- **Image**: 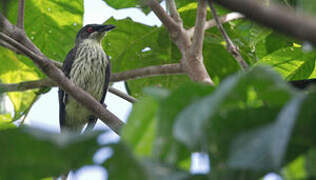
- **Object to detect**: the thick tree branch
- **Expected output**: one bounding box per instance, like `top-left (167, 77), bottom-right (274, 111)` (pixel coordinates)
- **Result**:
top-left (0, 13), bottom-right (43, 56)
top-left (187, 12), bottom-right (244, 37)
top-left (208, 0), bottom-right (248, 70)
top-left (211, 0), bottom-right (316, 44)
top-left (110, 63), bottom-right (184, 82)
top-left (17, 0), bottom-right (25, 29)
top-left (166, 0), bottom-right (182, 24)
top-left (182, 0), bottom-right (214, 85)
top-left (0, 32), bottom-right (124, 135)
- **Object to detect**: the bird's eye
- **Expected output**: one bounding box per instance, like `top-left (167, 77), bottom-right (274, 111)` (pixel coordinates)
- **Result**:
top-left (87, 27), bottom-right (94, 33)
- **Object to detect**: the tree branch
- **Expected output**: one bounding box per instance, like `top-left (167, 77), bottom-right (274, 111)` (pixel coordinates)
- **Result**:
top-left (166, 0), bottom-right (182, 24)
top-left (0, 77), bottom-right (137, 104)
top-left (211, 0), bottom-right (316, 44)
top-left (17, 0), bottom-right (25, 29)
top-left (108, 87), bottom-right (138, 103)
top-left (208, 0), bottom-right (248, 70)
top-left (0, 78), bottom-right (55, 92)
top-left (145, 0), bottom-right (182, 40)
top-left (187, 12), bottom-right (244, 37)
top-left (190, 0), bottom-right (208, 57)
top-left (0, 32), bottom-right (124, 135)
top-left (181, 0), bottom-right (214, 85)
top-left (0, 39), bottom-right (22, 54)
top-left (110, 63), bottom-right (184, 82)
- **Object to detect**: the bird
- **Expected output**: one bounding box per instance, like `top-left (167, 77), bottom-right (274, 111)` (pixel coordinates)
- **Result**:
top-left (58, 24), bottom-right (115, 133)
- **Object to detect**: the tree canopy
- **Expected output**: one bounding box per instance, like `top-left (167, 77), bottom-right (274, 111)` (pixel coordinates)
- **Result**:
top-left (1, 0), bottom-right (316, 179)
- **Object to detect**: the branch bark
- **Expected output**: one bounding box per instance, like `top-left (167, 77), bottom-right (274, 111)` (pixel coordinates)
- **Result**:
top-left (166, 0), bottom-right (182, 24)
top-left (110, 63), bottom-right (184, 82)
top-left (184, 0), bottom-right (214, 85)
top-left (146, 0), bottom-right (181, 37)
top-left (17, 0), bottom-right (25, 29)
top-left (108, 87), bottom-right (138, 103)
top-left (0, 32), bottom-right (124, 135)
top-left (208, 0), bottom-right (248, 70)
top-left (211, 0), bottom-right (316, 44)
top-left (0, 39), bottom-right (22, 54)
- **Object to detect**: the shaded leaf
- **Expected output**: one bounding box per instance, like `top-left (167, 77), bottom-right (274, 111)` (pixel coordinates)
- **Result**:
top-left (0, 127), bottom-right (101, 179)
top-left (228, 94), bottom-right (305, 170)
top-left (154, 83), bottom-right (214, 166)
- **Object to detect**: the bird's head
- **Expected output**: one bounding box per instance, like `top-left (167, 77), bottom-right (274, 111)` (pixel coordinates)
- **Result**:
top-left (75, 24), bottom-right (115, 45)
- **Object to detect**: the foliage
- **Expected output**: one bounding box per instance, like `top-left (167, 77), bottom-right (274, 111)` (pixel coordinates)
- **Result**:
top-left (1, 0), bottom-right (316, 179)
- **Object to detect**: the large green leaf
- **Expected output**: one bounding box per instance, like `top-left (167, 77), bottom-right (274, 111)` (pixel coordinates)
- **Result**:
top-left (0, 127), bottom-right (101, 179)
top-left (0, 47), bottom-right (39, 120)
top-left (173, 66), bottom-right (298, 176)
top-left (103, 143), bottom-right (207, 180)
top-left (257, 46), bottom-right (316, 80)
top-left (103, 17), bottom-right (190, 97)
top-left (105, 0), bottom-right (193, 14)
top-left (5, 0), bottom-right (83, 61)
top-left (228, 94), bottom-right (305, 170)
top-left (0, 0), bottom-right (83, 120)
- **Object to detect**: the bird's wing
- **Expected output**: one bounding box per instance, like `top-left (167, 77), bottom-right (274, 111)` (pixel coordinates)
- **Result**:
top-left (85, 57), bottom-right (111, 132)
top-left (59, 48), bottom-right (76, 131)
top-left (101, 57), bottom-right (111, 103)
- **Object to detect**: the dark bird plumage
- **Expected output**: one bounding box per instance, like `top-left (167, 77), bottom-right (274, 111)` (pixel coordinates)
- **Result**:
top-left (58, 24), bottom-right (115, 133)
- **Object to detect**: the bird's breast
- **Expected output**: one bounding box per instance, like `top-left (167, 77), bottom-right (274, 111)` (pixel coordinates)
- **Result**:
top-left (69, 44), bottom-right (108, 99)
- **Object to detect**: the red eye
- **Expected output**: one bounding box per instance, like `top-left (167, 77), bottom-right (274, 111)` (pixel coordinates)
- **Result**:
top-left (87, 27), bottom-right (94, 33)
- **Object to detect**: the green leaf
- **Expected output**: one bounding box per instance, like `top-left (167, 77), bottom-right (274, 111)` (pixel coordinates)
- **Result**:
top-left (1, 0), bottom-right (83, 120)
top-left (257, 46), bottom-right (316, 80)
top-left (103, 143), bottom-right (150, 180)
top-left (0, 128), bottom-right (101, 179)
top-left (103, 143), bottom-right (204, 180)
top-left (174, 66), bottom-right (295, 168)
top-left (0, 113), bottom-right (15, 130)
top-left (104, 17), bottom-right (190, 97)
top-left (282, 155), bottom-right (307, 180)
top-left (305, 149), bottom-right (316, 178)
top-left (0, 48), bottom-right (39, 120)
top-left (228, 94), bottom-right (305, 170)
top-left (121, 96), bottom-right (158, 157)
top-left (5, 0), bottom-right (83, 61)
top-left (105, 0), bottom-right (193, 14)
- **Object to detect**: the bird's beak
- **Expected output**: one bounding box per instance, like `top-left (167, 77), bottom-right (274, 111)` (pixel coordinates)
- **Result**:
top-left (96, 24), bottom-right (115, 32)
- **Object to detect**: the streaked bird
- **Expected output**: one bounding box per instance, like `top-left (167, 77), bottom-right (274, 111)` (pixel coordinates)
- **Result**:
top-left (58, 24), bottom-right (115, 133)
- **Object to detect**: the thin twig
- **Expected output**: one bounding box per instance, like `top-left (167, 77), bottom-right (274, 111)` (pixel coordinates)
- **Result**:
top-left (208, 0), bottom-right (248, 70)
top-left (0, 78), bottom-right (55, 92)
top-left (187, 12), bottom-right (244, 37)
top-left (108, 87), bottom-right (138, 103)
top-left (110, 63), bottom-right (184, 82)
top-left (17, 0), bottom-right (25, 29)
top-left (0, 32), bottom-right (124, 134)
